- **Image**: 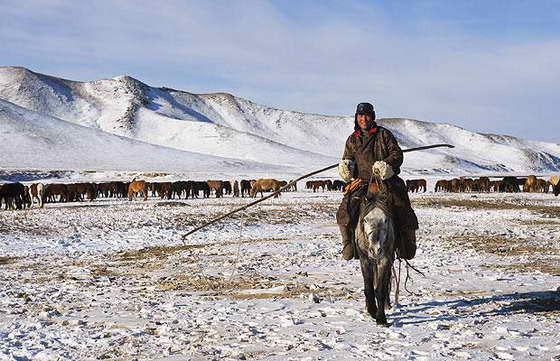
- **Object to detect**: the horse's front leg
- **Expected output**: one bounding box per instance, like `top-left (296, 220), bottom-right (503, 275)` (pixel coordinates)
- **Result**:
top-left (364, 209), bottom-right (394, 326)
top-left (359, 257), bottom-right (377, 318)
top-left (374, 255), bottom-right (392, 326)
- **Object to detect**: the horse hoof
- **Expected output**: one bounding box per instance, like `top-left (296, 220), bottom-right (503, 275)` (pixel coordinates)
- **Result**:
top-left (376, 319), bottom-right (390, 327)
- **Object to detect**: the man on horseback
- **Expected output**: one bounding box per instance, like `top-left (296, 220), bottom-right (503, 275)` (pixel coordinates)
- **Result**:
top-left (336, 102), bottom-right (418, 260)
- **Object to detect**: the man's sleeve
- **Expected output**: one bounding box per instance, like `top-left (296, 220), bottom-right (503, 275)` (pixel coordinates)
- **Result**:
top-left (383, 131), bottom-right (403, 169)
top-left (342, 136), bottom-right (355, 160)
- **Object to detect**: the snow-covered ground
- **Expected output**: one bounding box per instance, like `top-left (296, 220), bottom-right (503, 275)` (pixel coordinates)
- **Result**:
top-left (1, 189), bottom-right (559, 360)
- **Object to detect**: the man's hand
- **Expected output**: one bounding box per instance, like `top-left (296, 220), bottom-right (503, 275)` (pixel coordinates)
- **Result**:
top-left (372, 161), bottom-right (394, 180)
top-left (338, 160), bottom-right (355, 183)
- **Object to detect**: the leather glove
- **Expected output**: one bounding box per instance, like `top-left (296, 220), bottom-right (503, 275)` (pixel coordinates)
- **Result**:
top-left (372, 161), bottom-right (394, 180)
top-left (338, 160), bottom-right (355, 183)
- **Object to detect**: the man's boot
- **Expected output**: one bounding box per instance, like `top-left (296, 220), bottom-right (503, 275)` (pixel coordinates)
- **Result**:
top-left (339, 225), bottom-right (355, 260)
top-left (398, 227), bottom-right (417, 260)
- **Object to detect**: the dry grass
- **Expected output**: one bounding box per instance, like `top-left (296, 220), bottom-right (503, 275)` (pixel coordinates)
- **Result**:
top-left (170, 201), bottom-right (337, 229)
top-left (0, 222), bottom-right (55, 237)
top-left (142, 172), bottom-right (169, 178)
top-left (90, 266), bottom-right (121, 278)
top-left (516, 219), bottom-right (560, 226)
top-left (434, 289), bottom-right (490, 298)
top-left (116, 244), bottom-right (206, 261)
top-left (115, 237), bottom-right (288, 262)
top-left (230, 285), bottom-right (347, 300)
top-left (155, 271), bottom-right (347, 300)
top-left (447, 234), bottom-right (560, 276)
top-left (154, 201), bottom-right (191, 207)
top-left (0, 256), bottom-right (19, 265)
top-left (485, 261), bottom-right (560, 276)
top-left (224, 208), bottom-right (315, 225)
top-left (157, 273), bottom-right (277, 292)
top-left (413, 198), bottom-right (560, 218)
top-left (449, 235), bottom-right (558, 256)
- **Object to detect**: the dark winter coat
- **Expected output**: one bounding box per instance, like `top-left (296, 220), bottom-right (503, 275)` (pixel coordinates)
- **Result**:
top-left (339, 124), bottom-right (418, 230)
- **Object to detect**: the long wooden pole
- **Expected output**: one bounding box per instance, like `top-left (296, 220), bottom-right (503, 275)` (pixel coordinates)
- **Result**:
top-left (181, 143), bottom-right (454, 241)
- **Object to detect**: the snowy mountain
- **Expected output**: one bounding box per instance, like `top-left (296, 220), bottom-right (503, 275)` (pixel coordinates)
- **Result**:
top-left (0, 98), bottom-right (290, 178)
top-left (1, 66), bottom-right (559, 175)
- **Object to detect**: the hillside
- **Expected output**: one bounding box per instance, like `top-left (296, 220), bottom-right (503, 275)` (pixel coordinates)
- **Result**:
top-left (1, 66), bottom-right (559, 174)
top-left (0, 98), bottom-right (290, 178)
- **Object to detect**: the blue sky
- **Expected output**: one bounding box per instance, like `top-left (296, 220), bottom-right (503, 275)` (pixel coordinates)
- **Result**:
top-left (1, 0), bottom-right (559, 142)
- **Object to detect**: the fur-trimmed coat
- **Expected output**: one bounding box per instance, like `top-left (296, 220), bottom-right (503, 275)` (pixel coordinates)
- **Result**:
top-left (339, 125), bottom-right (418, 230)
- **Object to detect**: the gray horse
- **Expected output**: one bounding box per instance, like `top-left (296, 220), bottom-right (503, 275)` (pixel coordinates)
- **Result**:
top-left (355, 187), bottom-right (396, 326)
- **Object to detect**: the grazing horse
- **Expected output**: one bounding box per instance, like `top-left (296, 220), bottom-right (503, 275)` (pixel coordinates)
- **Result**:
top-left (434, 179), bottom-right (449, 192)
top-left (0, 182), bottom-right (28, 210)
top-left (44, 184), bottom-right (68, 203)
top-left (536, 179), bottom-right (549, 193)
top-left (524, 175), bottom-right (538, 192)
top-left (354, 182), bottom-right (395, 326)
top-left (501, 177), bottom-right (520, 192)
top-left (240, 180), bottom-right (252, 197)
top-left (332, 180), bottom-right (345, 191)
top-left (475, 177), bottom-right (491, 192)
top-left (29, 183), bottom-right (45, 208)
top-left (207, 180), bottom-right (224, 198)
top-left (191, 181), bottom-right (210, 198)
top-left (306, 180), bottom-right (328, 192)
top-left (250, 178), bottom-right (282, 198)
top-left (128, 180), bottom-right (148, 201)
top-left (406, 179), bottom-right (426, 193)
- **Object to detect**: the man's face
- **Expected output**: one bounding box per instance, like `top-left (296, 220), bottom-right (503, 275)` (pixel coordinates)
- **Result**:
top-left (356, 113), bottom-right (373, 130)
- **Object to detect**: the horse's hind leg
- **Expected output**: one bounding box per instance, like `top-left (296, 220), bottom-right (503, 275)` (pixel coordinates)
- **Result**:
top-left (359, 257), bottom-right (377, 318)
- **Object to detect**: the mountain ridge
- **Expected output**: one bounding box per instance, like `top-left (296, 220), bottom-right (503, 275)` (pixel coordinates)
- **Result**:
top-left (1, 66), bottom-right (559, 174)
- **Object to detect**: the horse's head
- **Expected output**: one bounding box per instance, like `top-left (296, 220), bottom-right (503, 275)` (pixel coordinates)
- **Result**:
top-left (361, 206), bottom-right (394, 260)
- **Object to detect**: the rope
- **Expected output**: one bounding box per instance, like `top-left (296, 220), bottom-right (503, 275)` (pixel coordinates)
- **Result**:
top-left (402, 258), bottom-right (425, 295)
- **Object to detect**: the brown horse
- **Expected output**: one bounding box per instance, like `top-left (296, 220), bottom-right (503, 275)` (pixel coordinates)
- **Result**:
top-left (536, 179), bottom-right (549, 193)
top-left (475, 177), bottom-right (491, 192)
top-left (524, 175), bottom-right (538, 192)
top-left (434, 179), bottom-right (450, 192)
top-left (206, 180), bottom-right (224, 198)
top-left (406, 179), bottom-right (426, 193)
top-left (44, 184), bottom-right (68, 203)
top-left (128, 180), bottom-right (148, 201)
top-left (306, 180), bottom-right (329, 192)
top-left (250, 179), bottom-right (282, 198)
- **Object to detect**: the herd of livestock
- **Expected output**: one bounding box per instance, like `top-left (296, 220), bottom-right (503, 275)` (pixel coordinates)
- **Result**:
top-left (0, 178), bottom-right (323, 210)
top-left (407, 175), bottom-right (560, 195)
top-left (0, 175), bottom-right (559, 211)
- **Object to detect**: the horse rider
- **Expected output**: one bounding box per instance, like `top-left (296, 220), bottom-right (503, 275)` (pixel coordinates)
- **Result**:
top-left (336, 102), bottom-right (419, 260)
